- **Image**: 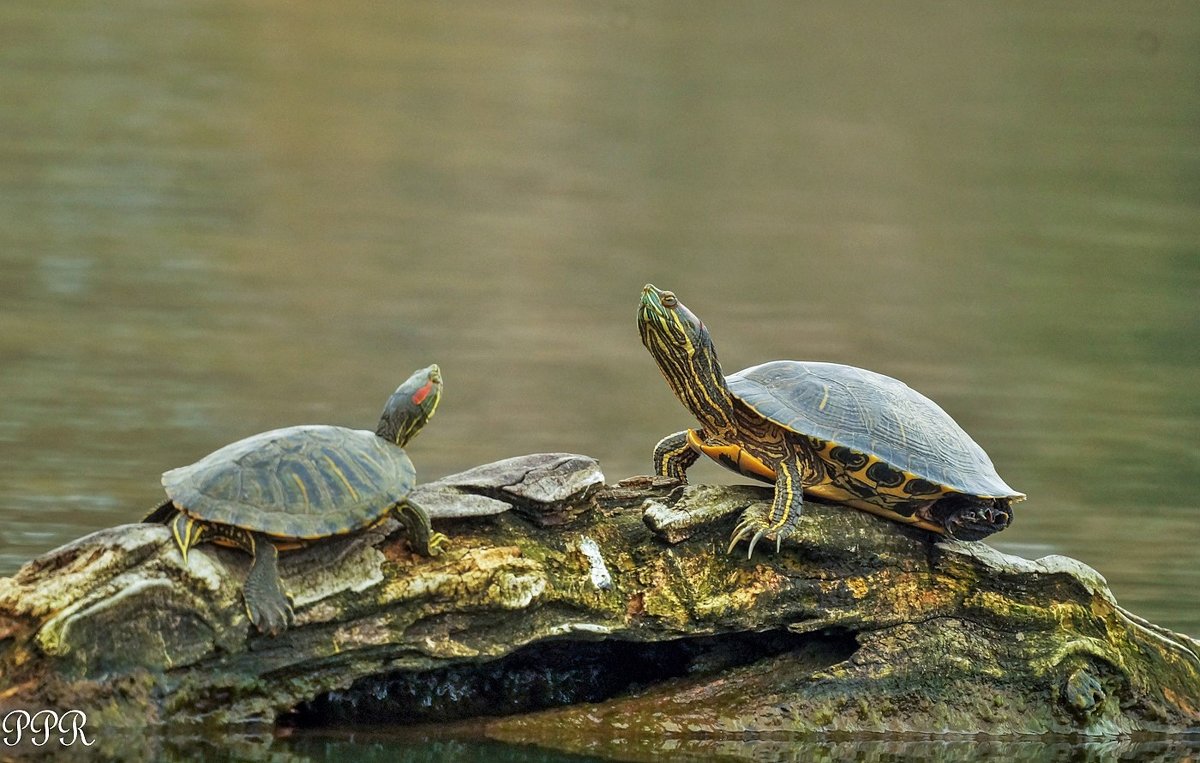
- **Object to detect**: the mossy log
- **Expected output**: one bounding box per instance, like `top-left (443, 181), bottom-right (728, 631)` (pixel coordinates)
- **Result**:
top-left (1, 453), bottom-right (1197, 757)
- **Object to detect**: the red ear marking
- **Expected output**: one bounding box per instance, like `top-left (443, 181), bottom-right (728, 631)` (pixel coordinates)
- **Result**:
top-left (411, 380), bottom-right (433, 405)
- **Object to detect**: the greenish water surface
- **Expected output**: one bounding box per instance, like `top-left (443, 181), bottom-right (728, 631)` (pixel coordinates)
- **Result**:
top-left (1, 1), bottom-right (1197, 758)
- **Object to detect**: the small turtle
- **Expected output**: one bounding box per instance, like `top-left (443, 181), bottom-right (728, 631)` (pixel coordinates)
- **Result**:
top-left (638, 285), bottom-right (1024, 556)
top-left (144, 365), bottom-right (447, 635)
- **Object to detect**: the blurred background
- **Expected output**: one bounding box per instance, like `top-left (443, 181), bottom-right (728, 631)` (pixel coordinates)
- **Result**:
top-left (0, 0), bottom-right (1197, 644)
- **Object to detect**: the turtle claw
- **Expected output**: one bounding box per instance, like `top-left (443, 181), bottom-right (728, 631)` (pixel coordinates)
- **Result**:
top-left (247, 597), bottom-right (293, 637)
top-left (427, 531), bottom-right (450, 557)
top-left (726, 519), bottom-right (756, 555)
top-left (746, 528), bottom-right (767, 559)
top-left (245, 584), bottom-right (294, 637)
top-left (941, 498), bottom-right (1013, 541)
top-left (727, 503), bottom-right (798, 558)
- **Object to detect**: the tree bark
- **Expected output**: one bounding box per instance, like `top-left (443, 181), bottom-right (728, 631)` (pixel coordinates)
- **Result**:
top-left (1, 453), bottom-right (1197, 756)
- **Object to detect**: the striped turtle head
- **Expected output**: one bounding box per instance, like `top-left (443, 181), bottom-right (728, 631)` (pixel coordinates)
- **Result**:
top-left (376, 364), bottom-right (442, 447)
top-left (638, 285), bottom-right (735, 432)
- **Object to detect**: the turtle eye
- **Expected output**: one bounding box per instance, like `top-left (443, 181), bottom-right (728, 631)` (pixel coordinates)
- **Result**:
top-left (661, 292), bottom-right (678, 308)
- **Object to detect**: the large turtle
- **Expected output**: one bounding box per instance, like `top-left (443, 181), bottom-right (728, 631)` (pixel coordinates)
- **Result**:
top-left (144, 365), bottom-right (447, 635)
top-left (637, 285), bottom-right (1024, 556)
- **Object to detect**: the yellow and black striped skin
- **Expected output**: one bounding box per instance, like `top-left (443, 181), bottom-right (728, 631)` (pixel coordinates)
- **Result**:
top-left (639, 285), bottom-right (1021, 549)
top-left (683, 428), bottom-right (946, 535)
top-left (640, 284), bottom-right (808, 551)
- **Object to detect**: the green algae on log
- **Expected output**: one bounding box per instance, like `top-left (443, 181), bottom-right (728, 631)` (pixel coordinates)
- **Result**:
top-left (0, 453), bottom-right (1197, 754)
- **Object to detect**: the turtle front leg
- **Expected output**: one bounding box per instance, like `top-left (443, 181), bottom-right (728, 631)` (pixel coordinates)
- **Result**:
top-left (728, 452), bottom-right (806, 558)
top-left (653, 429), bottom-right (701, 482)
top-left (241, 532), bottom-right (294, 636)
top-left (393, 499), bottom-right (449, 556)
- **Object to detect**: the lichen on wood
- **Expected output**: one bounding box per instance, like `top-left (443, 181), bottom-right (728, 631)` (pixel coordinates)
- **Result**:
top-left (0, 453), bottom-right (1197, 757)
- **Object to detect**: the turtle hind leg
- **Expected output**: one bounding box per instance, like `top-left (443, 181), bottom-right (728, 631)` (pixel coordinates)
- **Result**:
top-left (653, 430), bottom-right (701, 482)
top-left (931, 495), bottom-right (1012, 541)
top-left (143, 500), bottom-right (177, 524)
top-left (240, 532), bottom-right (294, 636)
top-left (393, 499), bottom-right (449, 557)
top-left (728, 451), bottom-right (807, 558)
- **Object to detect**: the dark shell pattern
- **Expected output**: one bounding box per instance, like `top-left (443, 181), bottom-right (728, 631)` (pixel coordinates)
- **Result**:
top-left (726, 361), bottom-right (1022, 499)
top-left (162, 425), bottom-right (416, 539)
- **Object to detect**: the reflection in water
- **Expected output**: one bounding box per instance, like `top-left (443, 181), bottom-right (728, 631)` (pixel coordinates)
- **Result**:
top-left (252, 730), bottom-right (1200, 763)
top-left (0, 2), bottom-right (1198, 752)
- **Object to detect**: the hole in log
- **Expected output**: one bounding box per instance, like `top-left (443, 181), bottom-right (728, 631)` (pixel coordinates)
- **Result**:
top-left (283, 628), bottom-right (858, 726)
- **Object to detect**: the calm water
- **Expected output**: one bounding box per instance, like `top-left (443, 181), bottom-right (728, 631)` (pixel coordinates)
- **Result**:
top-left (1, 0), bottom-right (1198, 756)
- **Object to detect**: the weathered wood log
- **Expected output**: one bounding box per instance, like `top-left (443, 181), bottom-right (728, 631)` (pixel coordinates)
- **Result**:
top-left (1, 453), bottom-right (1197, 757)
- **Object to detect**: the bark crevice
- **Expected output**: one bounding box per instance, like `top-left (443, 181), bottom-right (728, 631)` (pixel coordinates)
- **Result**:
top-left (0, 453), bottom-right (1197, 755)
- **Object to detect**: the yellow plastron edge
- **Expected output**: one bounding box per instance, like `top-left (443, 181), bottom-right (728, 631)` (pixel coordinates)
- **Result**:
top-left (685, 428), bottom-right (946, 536)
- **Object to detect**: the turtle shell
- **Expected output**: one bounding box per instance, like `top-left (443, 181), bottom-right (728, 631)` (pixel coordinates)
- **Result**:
top-left (726, 361), bottom-right (1022, 499)
top-left (162, 425), bottom-right (415, 539)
